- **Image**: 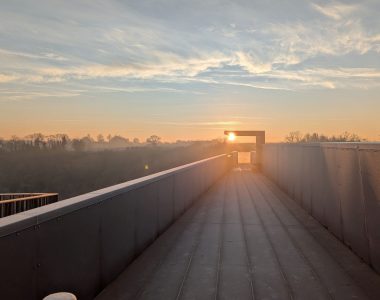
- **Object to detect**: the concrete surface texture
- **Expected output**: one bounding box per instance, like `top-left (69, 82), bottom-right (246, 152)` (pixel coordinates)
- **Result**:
top-left (262, 143), bottom-right (380, 274)
top-left (96, 170), bottom-right (380, 300)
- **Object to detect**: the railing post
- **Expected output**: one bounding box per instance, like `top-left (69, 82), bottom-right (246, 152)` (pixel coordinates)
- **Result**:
top-left (0, 193), bottom-right (59, 218)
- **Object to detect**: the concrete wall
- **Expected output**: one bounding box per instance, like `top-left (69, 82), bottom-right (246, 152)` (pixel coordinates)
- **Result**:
top-left (262, 143), bottom-right (380, 273)
top-left (0, 154), bottom-right (232, 300)
top-left (231, 151), bottom-right (238, 167)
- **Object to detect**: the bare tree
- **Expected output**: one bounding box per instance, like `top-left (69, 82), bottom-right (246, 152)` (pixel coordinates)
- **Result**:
top-left (285, 131), bottom-right (364, 143)
top-left (97, 134), bottom-right (105, 143)
top-left (146, 135), bottom-right (161, 146)
top-left (285, 131), bottom-right (303, 143)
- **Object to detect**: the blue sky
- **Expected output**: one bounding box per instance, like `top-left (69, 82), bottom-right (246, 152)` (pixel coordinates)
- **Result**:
top-left (1, 0), bottom-right (379, 141)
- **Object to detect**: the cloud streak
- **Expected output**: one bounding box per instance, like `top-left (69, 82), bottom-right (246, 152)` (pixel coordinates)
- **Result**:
top-left (0, 0), bottom-right (379, 97)
top-left (0, 74), bottom-right (18, 83)
top-left (311, 2), bottom-right (358, 20)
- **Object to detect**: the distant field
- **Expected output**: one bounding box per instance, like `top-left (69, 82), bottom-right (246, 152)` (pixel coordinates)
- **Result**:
top-left (0, 142), bottom-right (237, 200)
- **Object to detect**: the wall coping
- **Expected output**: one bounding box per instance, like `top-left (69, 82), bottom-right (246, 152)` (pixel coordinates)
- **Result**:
top-left (264, 143), bottom-right (380, 150)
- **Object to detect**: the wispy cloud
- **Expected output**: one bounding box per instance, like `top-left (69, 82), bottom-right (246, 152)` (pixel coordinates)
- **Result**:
top-left (0, 90), bottom-right (81, 101)
top-left (3, 50), bottom-right (380, 91)
top-left (311, 2), bottom-right (358, 20)
top-left (156, 121), bottom-right (242, 127)
top-left (0, 48), bottom-right (68, 61)
top-left (233, 52), bottom-right (272, 74)
top-left (0, 74), bottom-right (18, 83)
top-left (93, 85), bottom-right (194, 94)
top-left (0, 0), bottom-right (379, 98)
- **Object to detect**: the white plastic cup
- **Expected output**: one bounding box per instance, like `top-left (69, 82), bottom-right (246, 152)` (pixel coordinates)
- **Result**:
top-left (43, 292), bottom-right (77, 300)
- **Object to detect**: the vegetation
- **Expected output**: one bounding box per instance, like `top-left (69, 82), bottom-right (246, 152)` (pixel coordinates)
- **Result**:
top-left (0, 134), bottom-right (232, 200)
top-left (4, 130), bottom-right (364, 200)
top-left (0, 133), bottom-right (169, 152)
top-left (284, 131), bottom-right (364, 143)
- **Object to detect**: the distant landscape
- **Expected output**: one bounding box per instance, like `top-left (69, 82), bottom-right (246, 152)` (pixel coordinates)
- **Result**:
top-left (0, 134), bottom-right (240, 200)
top-left (0, 131), bottom-right (364, 200)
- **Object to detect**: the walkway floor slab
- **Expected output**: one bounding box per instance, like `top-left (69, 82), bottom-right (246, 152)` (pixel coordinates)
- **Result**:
top-left (96, 170), bottom-right (380, 300)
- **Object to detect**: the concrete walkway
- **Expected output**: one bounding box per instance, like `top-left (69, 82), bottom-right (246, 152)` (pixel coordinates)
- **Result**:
top-left (96, 170), bottom-right (380, 300)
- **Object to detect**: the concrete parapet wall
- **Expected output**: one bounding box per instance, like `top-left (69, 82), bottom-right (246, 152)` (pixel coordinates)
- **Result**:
top-left (0, 154), bottom-right (232, 300)
top-left (262, 143), bottom-right (380, 273)
top-left (231, 151), bottom-right (238, 167)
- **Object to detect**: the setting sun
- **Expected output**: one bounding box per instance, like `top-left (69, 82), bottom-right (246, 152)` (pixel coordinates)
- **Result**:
top-left (228, 132), bottom-right (236, 142)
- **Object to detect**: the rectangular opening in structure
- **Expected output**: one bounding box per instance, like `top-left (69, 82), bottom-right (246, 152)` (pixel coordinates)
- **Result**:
top-left (238, 152), bottom-right (251, 164)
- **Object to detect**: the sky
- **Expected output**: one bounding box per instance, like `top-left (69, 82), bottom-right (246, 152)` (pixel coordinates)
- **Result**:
top-left (0, 0), bottom-right (379, 142)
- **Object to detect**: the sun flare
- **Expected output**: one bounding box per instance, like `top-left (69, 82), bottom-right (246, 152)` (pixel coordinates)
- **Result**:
top-left (228, 132), bottom-right (236, 142)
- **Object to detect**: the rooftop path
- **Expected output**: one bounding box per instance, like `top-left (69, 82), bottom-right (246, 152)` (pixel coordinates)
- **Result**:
top-left (96, 169), bottom-right (380, 300)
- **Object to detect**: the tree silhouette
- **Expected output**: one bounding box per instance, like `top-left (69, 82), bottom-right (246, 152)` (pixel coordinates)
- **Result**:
top-left (146, 135), bottom-right (161, 146)
top-left (285, 131), bottom-right (364, 143)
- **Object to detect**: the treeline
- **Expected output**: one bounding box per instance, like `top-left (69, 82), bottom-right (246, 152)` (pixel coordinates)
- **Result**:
top-left (0, 133), bottom-right (175, 152)
top-left (284, 131), bottom-right (364, 143)
top-left (0, 140), bottom-right (232, 200)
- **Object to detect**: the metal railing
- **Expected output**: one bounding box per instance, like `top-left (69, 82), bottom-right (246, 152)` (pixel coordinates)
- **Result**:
top-left (0, 193), bottom-right (58, 218)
